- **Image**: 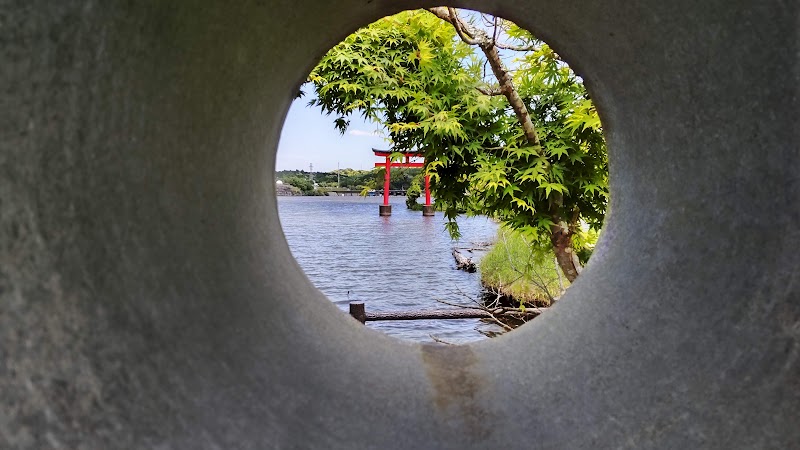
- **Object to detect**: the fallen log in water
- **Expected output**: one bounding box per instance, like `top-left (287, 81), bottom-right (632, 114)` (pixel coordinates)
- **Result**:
top-left (452, 248), bottom-right (476, 272)
top-left (348, 301), bottom-right (543, 324)
top-left (369, 308), bottom-right (491, 321)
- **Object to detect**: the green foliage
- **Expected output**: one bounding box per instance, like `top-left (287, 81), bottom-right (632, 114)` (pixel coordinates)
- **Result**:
top-left (335, 168), bottom-right (377, 188)
top-left (277, 169), bottom-right (372, 191)
top-left (281, 175), bottom-right (315, 194)
top-left (509, 40), bottom-right (608, 232)
top-left (306, 9), bottom-right (608, 259)
top-left (386, 167), bottom-right (421, 190)
top-left (480, 227), bottom-right (567, 306)
top-left (405, 173), bottom-right (423, 210)
top-left (572, 223), bottom-right (600, 264)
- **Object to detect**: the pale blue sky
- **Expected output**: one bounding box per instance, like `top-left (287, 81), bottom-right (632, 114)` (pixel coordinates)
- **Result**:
top-left (276, 99), bottom-right (390, 172)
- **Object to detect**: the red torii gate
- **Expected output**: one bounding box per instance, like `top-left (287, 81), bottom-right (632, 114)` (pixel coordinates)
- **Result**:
top-left (373, 148), bottom-right (433, 217)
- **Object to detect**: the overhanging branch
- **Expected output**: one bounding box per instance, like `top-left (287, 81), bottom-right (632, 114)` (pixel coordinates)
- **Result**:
top-left (426, 7), bottom-right (545, 154)
top-left (476, 86), bottom-right (503, 96)
top-left (428, 7), bottom-right (482, 46)
top-left (494, 42), bottom-right (537, 52)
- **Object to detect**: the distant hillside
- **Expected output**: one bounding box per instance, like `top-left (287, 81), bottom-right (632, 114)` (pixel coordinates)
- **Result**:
top-left (276, 168), bottom-right (422, 192)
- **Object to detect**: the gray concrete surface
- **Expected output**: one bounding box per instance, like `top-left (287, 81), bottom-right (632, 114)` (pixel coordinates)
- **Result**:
top-left (1, 0), bottom-right (798, 448)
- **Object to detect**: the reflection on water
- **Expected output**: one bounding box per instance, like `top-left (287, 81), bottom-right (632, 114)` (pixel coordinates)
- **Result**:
top-left (278, 195), bottom-right (502, 343)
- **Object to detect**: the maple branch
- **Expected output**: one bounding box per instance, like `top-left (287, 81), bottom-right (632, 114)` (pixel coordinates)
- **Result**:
top-left (491, 14), bottom-right (499, 47)
top-left (428, 7), bottom-right (482, 45)
top-left (494, 42), bottom-right (537, 52)
top-left (476, 86), bottom-right (503, 96)
top-left (426, 7), bottom-right (543, 153)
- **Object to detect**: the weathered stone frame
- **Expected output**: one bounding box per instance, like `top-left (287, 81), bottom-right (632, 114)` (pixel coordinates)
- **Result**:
top-left (1, 0), bottom-right (797, 448)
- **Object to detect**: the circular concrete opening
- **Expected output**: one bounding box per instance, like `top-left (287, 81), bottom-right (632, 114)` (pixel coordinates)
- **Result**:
top-left (275, 8), bottom-right (608, 345)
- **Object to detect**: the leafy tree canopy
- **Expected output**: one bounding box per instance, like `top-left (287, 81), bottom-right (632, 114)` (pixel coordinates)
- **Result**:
top-left (305, 9), bottom-right (608, 280)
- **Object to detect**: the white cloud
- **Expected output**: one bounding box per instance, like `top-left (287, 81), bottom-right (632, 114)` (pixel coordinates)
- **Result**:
top-left (347, 129), bottom-right (381, 137)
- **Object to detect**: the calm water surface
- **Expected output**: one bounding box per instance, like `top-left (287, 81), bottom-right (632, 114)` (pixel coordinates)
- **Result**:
top-left (278, 195), bottom-right (502, 343)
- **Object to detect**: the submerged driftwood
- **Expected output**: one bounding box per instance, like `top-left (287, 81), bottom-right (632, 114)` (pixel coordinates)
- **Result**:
top-left (451, 248), bottom-right (476, 272)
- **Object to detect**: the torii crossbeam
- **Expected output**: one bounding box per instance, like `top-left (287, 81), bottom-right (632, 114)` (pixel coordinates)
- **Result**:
top-left (373, 149), bottom-right (433, 217)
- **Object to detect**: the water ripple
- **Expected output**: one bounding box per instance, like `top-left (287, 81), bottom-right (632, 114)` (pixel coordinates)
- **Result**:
top-left (278, 196), bottom-right (502, 343)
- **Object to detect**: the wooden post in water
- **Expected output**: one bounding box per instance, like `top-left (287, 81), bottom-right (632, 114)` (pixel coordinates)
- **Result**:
top-left (349, 301), bottom-right (366, 324)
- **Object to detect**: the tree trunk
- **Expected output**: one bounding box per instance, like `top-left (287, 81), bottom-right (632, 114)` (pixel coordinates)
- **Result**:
top-left (550, 222), bottom-right (581, 282)
top-left (428, 7), bottom-right (582, 282)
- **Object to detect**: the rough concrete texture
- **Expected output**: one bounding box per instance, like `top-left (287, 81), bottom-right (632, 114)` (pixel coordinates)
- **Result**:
top-left (1, 0), bottom-right (798, 448)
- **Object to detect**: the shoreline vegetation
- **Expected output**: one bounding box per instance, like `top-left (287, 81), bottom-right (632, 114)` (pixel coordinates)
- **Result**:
top-left (479, 227), bottom-right (569, 308)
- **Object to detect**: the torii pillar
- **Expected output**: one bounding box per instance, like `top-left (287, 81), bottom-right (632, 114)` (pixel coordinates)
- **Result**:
top-left (422, 175), bottom-right (434, 216)
top-left (379, 155), bottom-right (392, 216)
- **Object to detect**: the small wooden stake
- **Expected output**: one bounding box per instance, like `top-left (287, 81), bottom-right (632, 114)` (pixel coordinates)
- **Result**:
top-left (349, 302), bottom-right (366, 324)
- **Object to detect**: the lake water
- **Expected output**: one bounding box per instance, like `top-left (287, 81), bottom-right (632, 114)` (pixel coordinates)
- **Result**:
top-left (277, 195), bottom-right (503, 343)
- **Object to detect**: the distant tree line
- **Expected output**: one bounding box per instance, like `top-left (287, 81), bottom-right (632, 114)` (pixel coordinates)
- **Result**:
top-left (276, 168), bottom-right (422, 195)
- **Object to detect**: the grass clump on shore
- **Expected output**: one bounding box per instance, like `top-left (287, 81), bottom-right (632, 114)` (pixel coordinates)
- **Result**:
top-left (480, 227), bottom-right (568, 307)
